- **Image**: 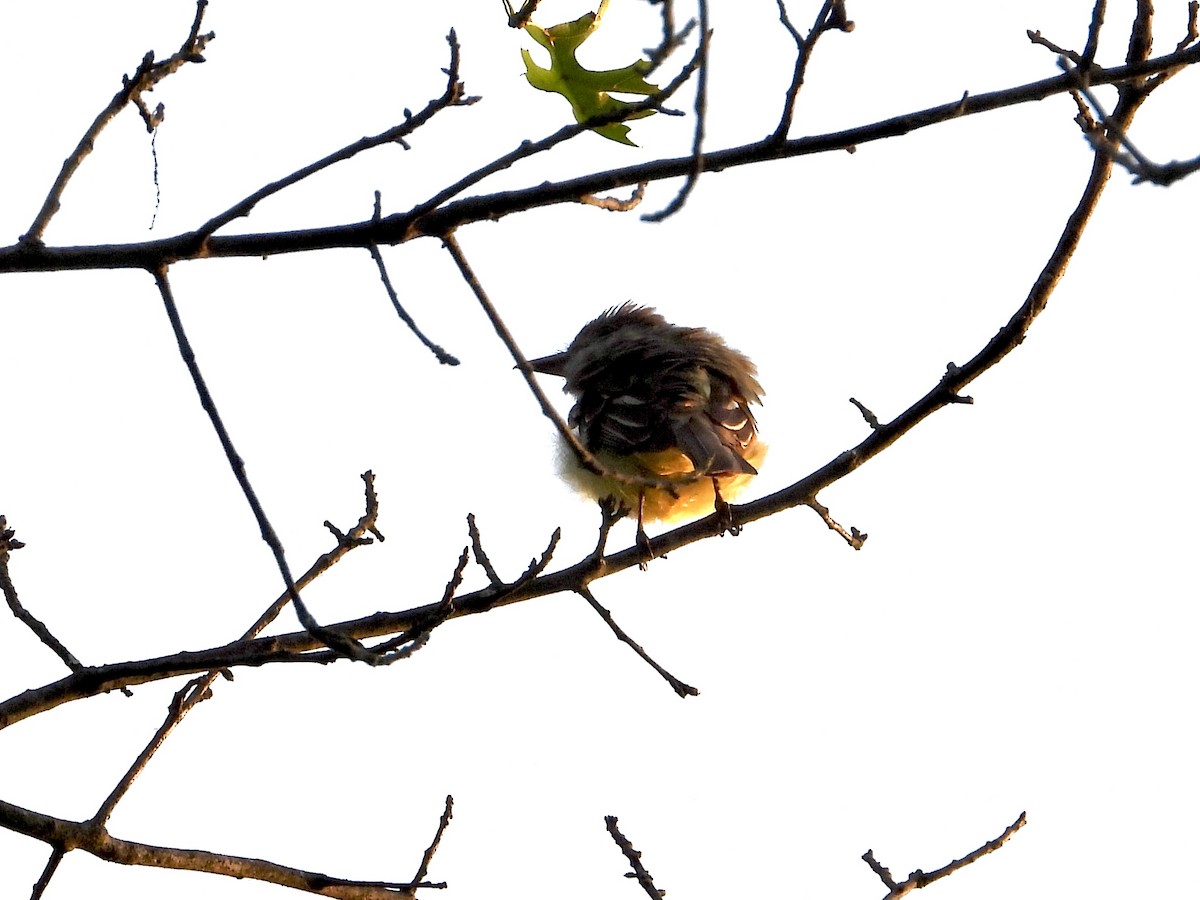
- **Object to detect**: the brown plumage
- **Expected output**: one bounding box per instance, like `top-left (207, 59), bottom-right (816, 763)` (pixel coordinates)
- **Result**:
top-left (530, 303), bottom-right (765, 562)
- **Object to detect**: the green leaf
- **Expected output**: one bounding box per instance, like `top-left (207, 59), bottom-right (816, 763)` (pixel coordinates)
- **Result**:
top-left (518, 11), bottom-right (660, 146)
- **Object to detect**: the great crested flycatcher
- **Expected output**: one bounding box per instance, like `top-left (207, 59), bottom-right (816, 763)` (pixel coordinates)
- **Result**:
top-left (530, 303), bottom-right (765, 562)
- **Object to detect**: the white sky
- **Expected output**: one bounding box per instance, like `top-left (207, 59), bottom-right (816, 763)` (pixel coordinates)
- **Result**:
top-left (1, 2), bottom-right (1198, 899)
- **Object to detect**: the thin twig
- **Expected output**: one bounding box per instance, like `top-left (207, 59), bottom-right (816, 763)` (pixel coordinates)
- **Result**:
top-left (771, 0), bottom-right (855, 143)
top-left (849, 397), bottom-right (881, 429)
top-left (85, 473), bottom-right (383, 829)
top-left (441, 232), bottom-right (596, 472)
top-left (153, 265), bottom-right (376, 663)
top-left (1176, 1), bottom-right (1200, 53)
top-left (1082, 0), bottom-right (1108, 67)
top-left (509, 527), bottom-right (561, 588)
top-left (861, 849), bottom-right (898, 890)
top-left (466, 512), bottom-right (561, 604)
top-left (467, 513), bottom-right (504, 587)
top-left (20, 1), bottom-right (213, 245)
top-left (411, 795), bottom-right (454, 886)
top-left (642, 1), bottom-right (710, 222)
top-left (402, 41), bottom-right (705, 232)
top-left (1027, 30), bottom-right (1082, 63)
top-left (578, 586), bottom-right (698, 697)
top-left (605, 816), bottom-right (666, 899)
top-left (1056, 32), bottom-right (1200, 185)
top-left (864, 811), bottom-right (1027, 898)
top-left (29, 850), bottom-right (64, 900)
top-left (370, 193), bottom-right (460, 365)
top-left (441, 232), bottom-right (700, 500)
top-left (367, 546), bottom-right (465, 660)
top-left (807, 498), bottom-right (867, 549)
top-left (193, 32), bottom-right (475, 242)
top-left (0, 519), bottom-right (81, 672)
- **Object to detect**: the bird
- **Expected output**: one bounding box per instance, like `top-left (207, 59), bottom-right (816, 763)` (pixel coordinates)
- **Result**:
top-left (528, 302), bottom-right (765, 564)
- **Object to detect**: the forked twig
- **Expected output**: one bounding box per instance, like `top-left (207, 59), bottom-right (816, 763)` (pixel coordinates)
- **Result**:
top-left (20, 1), bottom-right (213, 245)
top-left (863, 811), bottom-right (1027, 897)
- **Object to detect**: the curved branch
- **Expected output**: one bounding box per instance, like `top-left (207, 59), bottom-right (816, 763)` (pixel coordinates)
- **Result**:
top-left (0, 795), bottom-right (443, 900)
top-left (19, 1), bottom-right (213, 246)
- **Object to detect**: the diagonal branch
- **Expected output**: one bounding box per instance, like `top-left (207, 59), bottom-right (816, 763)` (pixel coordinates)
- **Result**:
top-left (20, 0), bottom-right (213, 246)
top-left (192, 31), bottom-right (476, 241)
top-left (578, 586), bottom-right (699, 697)
top-left (89, 473), bottom-right (383, 827)
top-left (26, 476), bottom-right (385, 896)
top-left (605, 816), bottom-right (666, 900)
top-left (863, 811), bottom-right (1027, 897)
top-left (369, 195), bottom-right (460, 366)
top-left (153, 265), bottom-right (377, 664)
top-left (441, 232), bottom-right (695, 499)
top-left (0, 518), bottom-right (82, 672)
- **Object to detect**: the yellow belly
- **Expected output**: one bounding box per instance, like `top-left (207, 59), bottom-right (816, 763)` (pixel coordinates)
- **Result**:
top-left (558, 440), bottom-right (767, 523)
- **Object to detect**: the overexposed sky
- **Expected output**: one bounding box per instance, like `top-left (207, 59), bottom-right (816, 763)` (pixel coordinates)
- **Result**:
top-left (1, 2), bottom-right (1198, 899)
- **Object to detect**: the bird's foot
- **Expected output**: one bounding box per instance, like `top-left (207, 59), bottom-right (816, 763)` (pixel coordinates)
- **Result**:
top-left (636, 523), bottom-right (655, 570)
top-left (713, 478), bottom-right (742, 537)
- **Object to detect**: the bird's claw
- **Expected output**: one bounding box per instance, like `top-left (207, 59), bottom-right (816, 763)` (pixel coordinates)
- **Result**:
top-left (713, 478), bottom-right (742, 537)
top-left (636, 524), bottom-right (655, 570)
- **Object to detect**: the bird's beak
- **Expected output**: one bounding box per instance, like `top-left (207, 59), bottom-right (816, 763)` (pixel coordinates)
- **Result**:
top-left (526, 351), bottom-right (569, 377)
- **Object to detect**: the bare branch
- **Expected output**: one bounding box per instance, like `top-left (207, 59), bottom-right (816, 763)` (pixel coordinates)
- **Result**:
top-left (503, 0), bottom-right (544, 30)
top-left (0, 518), bottom-right (81, 672)
top-left (771, 0), bottom-right (856, 143)
top-left (864, 811), bottom-right (1027, 897)
top-left (440, 233), bottom-right (695, 501)
top-left (365, 547), bottom-right (465, 660)
top-left (605, 816), bottom-right (666, 899)
top-left (153, 265), bottom-right (375, 661)
top-left (807, 499), bottom-right (867, 549)
top-left (1027, 29), bottom-right (1082, 63)
top-left (192, 31), bottom-right (476, 241)
top-left (0, 795), bottom-right (443, 899)
top-left (0, 2), bottom-right (1176, 744)
top-left (1128, 0), bottom-right (1155, 66)
top-left (1055, 14), bottom-right (1200, 187)
top-left (467, 513), bottom-right (505, 587)
top-left (3, 42), bottom-right (1197, 274)
top-left (1178, 1), bottom-right (1200, 52)
top-left (411, 796), bottom-right (454, 886)
top-left (578, 586), bottom-right (699, 697)
top-left (82, 472), bottom-right (384, 833)
top-left (369, 194), bottom-right (460, 366)
top-left (1083, 0), bottom-right (1108, 67)
top-left (849, 397), bottom-right (881, 429)
top-left (641, 6), bottom-right (710, 222)
top-left (20, 1), bottom-right (214, 245)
